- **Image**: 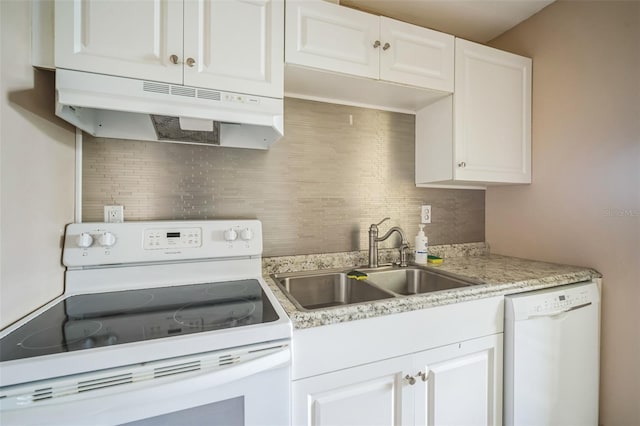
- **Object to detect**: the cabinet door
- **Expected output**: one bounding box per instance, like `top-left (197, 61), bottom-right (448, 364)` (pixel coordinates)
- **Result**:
top-left (55, 0), bottom-right (184, 84)
top-left (454, 39), bottom-right (532, 184)
top-left (379, 17), bottom-right (454, 92)
top-left (413, 334), bottom-right (503, 426)
top-left (292, 355), bottom-right (413, 426)
top-left (184, 0), bottom-right (283, 97)
top-left (285, 0), bottom-right (379, 79)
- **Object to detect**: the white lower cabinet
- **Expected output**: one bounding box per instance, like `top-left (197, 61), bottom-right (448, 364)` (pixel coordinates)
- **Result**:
top-left (292, 334), bottom-right (503, 426)
top-left (292, 355), bottom-right (411, 426)
top-left (413, 334), bottom-right (503, 426)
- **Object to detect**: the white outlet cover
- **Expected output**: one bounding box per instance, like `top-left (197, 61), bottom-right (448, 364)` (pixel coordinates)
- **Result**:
top-left (421, 205), bottom-right (431, 224)
top-left (104, 205), bottom-right (124, 223)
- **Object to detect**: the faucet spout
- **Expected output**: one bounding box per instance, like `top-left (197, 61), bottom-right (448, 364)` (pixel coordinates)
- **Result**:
top-left (376, 226), bottom-right (407, 244)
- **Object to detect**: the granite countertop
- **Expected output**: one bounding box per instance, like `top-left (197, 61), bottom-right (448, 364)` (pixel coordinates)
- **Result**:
top-left (262, 243), bottom-right (601, 329)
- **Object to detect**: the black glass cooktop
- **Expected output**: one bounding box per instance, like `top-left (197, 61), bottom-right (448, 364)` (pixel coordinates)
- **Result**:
top-left (0, 280), bottom-right (279, 362)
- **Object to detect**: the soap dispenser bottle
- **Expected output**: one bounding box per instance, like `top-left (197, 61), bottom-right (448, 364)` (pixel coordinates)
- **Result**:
top-left (414, 224), bottom-right (428, 264)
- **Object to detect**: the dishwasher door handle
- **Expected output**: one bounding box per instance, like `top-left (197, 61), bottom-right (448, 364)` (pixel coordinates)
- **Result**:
top-left (527, 302), bottom-right (593, 319)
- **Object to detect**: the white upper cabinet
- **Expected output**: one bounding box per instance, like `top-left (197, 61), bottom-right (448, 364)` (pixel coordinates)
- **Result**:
top-left (55, 0), bottom-right (283, 98)
top-left (284, 0), bottom-right (454, 112)
top-left (416, 38), bottom-right (532, 189)
top-left (285, 0), bottom-right (379, 79)
top-left (379, 16), bottom-right (454, 92)
top-left (55, 0), bottom-right (184, 84)
top-left (183, 0), bottom-right (283, 97)
top-left (454, 39), bottom-right (532, 184)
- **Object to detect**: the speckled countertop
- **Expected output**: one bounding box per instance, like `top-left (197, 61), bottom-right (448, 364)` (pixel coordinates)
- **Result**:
top-left (262, 243), bottom-right (601, 329)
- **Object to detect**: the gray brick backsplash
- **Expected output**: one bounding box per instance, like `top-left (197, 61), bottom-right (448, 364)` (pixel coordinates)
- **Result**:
top-left (83, 98), bottom-right (484, 256)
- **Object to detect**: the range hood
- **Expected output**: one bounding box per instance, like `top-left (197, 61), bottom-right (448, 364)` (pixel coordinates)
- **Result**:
top-left (55, 69), bottom-right (284, 149)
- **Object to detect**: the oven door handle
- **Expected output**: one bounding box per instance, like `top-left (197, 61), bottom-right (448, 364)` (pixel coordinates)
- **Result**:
top-left (161, 345), bottom-right (291, 391)
top-left (1, 347), bottom-right (291, 425)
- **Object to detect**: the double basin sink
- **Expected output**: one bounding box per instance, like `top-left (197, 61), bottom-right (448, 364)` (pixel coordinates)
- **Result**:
top-left (271, 265), bottom-right (483, 311)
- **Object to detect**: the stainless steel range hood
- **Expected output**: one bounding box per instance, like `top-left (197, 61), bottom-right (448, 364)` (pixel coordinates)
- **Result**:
top-left (55, 69), bottom-right (284, 149)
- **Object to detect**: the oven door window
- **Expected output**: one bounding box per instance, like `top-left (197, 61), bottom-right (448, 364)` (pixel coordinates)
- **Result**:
top-left (123, 396), bottom-right (244, 426)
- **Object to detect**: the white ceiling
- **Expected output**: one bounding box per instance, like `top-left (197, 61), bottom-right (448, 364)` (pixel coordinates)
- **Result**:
top-left (339, 0), bottom-right (555, 43)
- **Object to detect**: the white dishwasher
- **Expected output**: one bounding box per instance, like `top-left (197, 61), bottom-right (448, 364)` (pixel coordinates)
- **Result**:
top-left (504, 281), bottom-right (600, 426)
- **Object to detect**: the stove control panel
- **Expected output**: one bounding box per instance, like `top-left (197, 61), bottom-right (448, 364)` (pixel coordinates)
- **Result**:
top-left (63, 220), bottom-right (262, 267)
top-left (143, 227), bottom-right (202, 250)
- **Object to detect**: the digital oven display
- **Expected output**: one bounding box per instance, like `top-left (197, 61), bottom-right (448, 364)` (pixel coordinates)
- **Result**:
top-left (143, 228), bottom-right (201, 250)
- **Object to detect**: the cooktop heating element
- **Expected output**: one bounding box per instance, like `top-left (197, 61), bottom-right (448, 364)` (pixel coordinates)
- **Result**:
top-left (0, 280), bottom-right (279, 362)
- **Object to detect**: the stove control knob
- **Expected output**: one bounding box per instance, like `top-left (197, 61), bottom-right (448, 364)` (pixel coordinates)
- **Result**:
top-left (224, 228), bottom-right (238, 241)
top-left (98, 232), bottom-right (117, 248)
top-left (81, 337), bottom-right (96, 349)
top-left (76, 232), bottom-right (94, 248)
top-left (240, 228), bottom-right (254, 241)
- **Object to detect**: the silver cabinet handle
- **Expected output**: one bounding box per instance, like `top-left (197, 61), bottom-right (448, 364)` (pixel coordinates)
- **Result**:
top-left (405, 374), bottom-right (416, 385)
top-left (418, 371), bottom-right (428, 381)
top-left (383, 42), bottom-right (391, 50)
top-left (169, 54), bottom-right (179, 65)
top-left (373, 40), bottom-right (381, 48)
top-left (458, 161), bottom-right (466, 168)
top-left (186, 58), bottom-right (196, 67)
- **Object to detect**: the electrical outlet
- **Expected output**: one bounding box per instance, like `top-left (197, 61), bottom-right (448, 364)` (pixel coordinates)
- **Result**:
top-left (421, 205), bottom-right (431, 224)
top-left (104, 205), bottom-right (124, 223)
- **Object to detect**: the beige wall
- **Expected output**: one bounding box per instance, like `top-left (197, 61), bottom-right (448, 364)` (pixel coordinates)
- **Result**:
top-left (0, 1), bottom-right (76, 329)
top-left (487, 1), bottom-right (640, 424)
top-left (82, 98), bottom-right (485, 256)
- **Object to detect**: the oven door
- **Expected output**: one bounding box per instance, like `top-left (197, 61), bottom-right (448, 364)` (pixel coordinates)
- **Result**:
top-left (0, 341), bottom-right (290, 426)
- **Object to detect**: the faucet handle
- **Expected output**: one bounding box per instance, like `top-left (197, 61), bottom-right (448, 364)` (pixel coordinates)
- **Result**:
top-left (374, 217), bottom-right (390, 227)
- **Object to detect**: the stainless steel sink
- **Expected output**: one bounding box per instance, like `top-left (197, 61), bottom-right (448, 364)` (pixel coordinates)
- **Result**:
top-left (361, 266), bottom-right (476, 295)
top-left (271, 265), bottom-right (482, 311)
top-left (271, 270), bottom-right (395, 311)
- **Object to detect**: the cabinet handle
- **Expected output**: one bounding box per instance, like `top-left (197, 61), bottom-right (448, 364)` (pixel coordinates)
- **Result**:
top-left (169, 54), bottom-right (179, 65)
top-left (404, 374), bottom-right (416, 385)
top-left (458, 161), bottom-right (466, 168)
top-left (383, 42), bottom-right (391, 51)
top-left (418, 371), bottom-right (429, 382)
top-left (186, 57), bottom-right (196, 67)
top-left (373, 40), bottom-right (381, 48)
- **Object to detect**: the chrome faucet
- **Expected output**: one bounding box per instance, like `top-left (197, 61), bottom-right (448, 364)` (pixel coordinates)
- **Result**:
top-left (368, 217), bottom-right (410, 268)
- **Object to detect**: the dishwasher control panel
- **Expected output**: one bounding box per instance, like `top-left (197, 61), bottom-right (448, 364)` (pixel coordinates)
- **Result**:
top-left (506, 281), bottom-right (599, 320)
top-left (531, 290), bottom-right (592, 314)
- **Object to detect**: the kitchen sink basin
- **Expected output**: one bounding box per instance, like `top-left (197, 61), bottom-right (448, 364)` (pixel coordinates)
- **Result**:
top-left (271, 265), bottom-right (482, 311)
top-left (362, 266), bottom-right (476, 295)
top-left (271, 271), bottom-right (395, 311)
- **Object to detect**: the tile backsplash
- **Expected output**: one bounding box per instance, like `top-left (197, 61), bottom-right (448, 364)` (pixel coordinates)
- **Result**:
top-left (83, 98), bottom-right (484, 256)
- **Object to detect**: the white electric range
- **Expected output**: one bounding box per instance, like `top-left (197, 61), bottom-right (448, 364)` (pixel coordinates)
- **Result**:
top-left (0, 220), bottom-right (292, 426)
